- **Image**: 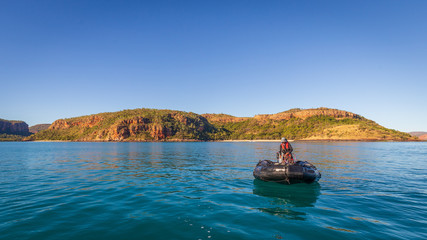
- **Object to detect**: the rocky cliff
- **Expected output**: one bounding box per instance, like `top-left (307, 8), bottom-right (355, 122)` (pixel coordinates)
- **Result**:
top-left (205, 108), bottom-right (361, 124)
top-left (29, 109), bottom-right (223, 141)
top-left (0, 119), bottom-right (30, 135)
top-left (255, 108), bottom-right (361, 121)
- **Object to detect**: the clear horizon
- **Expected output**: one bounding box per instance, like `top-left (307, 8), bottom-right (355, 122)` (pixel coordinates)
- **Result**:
top-left (1, 0), bottom-right (426, 132)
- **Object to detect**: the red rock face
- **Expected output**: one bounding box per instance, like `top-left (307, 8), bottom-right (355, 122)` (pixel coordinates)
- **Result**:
top-left (203, 108), bottom-right (360, 124)
top-left (105, 118), bottom-right (159, 141)
top-left (173, 113), bottom-right (188, 124)
top-left (254, 108), bottom-right (360, 121)
top-left (49, 115), bottom-right (179, 141)
top-left (150, 124), bottom-right (165, 140)
top-left (51, 115), bottom-right (183, 141)
top-left (49, 119), bottom-right (69, 130)
top-left (419, 134), bottom-right (427, 140)
top-left (50, 116), bottom-right (104, 130)
top-left (0, 120), bottom-right (29, 135)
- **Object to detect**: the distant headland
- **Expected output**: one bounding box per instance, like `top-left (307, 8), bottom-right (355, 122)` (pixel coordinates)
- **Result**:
top-left (0, 108), bottom-right (422, 142)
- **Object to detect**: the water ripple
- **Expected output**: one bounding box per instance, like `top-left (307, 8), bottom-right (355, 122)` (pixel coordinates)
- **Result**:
top-left (0, 142), bottom-right (426, 240)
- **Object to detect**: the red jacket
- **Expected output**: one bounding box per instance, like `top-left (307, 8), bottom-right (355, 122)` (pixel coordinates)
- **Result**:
top-left (280, 142), bottom-right (293, 154)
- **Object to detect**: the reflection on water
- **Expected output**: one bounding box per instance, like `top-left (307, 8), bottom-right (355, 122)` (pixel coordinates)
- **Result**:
top-left (253, 180), bottom-right (321, 220)
top-left (1, 142), bottom-right (426, 240)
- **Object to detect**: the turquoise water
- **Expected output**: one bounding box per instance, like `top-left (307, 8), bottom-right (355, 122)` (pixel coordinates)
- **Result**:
top-left (0, 142), bottom-right (426, 239)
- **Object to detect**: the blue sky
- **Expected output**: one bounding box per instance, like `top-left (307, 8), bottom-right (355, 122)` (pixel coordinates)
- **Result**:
top-left (1, 0), bottom-right (426, 132)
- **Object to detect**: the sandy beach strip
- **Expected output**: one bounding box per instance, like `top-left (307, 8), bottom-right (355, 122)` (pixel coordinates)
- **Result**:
top-left (219, 139), bottom-right (291, 142)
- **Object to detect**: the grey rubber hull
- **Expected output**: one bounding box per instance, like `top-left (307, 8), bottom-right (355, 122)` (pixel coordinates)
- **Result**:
top-left (253, 160), bottom-right (321, 184)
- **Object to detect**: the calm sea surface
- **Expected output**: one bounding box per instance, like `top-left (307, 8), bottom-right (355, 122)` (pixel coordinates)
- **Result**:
top-left (0, 142), bottom-right (426, 240)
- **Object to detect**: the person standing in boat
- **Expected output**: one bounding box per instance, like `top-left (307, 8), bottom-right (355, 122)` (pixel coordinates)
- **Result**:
top-left (279, 137), bottom-right (294, 164)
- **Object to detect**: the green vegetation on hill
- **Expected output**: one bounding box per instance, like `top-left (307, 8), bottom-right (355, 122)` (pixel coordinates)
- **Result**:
top-left (211, 115), bottom-right (413, 141)
top-left (28, 109), bottom-right (226, 141)
top-left (0, 118), bottom-right (24, 123)
top-left (0, 133), bottom-right (25, 141)
top-left (29, 124), bottom-right (51, 133)
top-left (27, 108), bottom-right (416, 142)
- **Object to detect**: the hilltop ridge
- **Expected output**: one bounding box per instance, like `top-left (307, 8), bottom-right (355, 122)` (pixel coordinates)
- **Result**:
top-left (254, 108), bottom-right (361, 121)
top-left (204, 108), bottom-right (413, 141)
top-left (409, 132), bottom-right (427, 140)
top-left (27, 107), bottom-right (416, 142)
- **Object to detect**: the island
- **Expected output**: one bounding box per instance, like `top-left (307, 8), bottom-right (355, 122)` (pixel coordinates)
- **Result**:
top-left (18, 107), bottom-right (417, 142)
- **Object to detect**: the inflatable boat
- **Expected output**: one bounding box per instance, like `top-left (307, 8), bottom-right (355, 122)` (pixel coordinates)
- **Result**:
top-left (253, 160), bottom-right (321, 184)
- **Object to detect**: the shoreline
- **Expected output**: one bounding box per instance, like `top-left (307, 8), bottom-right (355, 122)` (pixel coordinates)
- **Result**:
top-left (219, 140), bottom-right (283, 142)
top-left (11, 138), bottom-right (425, 143)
